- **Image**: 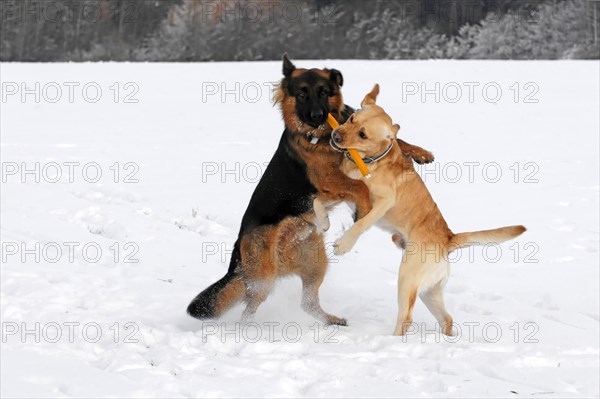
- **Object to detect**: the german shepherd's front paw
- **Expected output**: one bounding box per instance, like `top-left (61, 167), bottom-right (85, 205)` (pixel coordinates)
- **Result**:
top-left (334, 235), bottom-right (356, 255)
top-left (355, 202), bottom-right (373, 221)
top-left (316, 215), bottom-right (330, 234)
top-left (391, 233), bottom-right (407, 249)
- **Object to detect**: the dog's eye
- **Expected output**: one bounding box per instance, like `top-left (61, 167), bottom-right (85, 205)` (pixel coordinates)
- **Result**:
top-left (359, 131), bottom-right (367, 139)
top-left (318, 89), bottom-right (327, 98)
top-left (297, 92), bottom-right (307, 100)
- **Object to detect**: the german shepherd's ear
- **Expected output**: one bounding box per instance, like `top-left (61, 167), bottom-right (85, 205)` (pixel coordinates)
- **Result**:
top-left (329, 69), bottom-right (343, 87)
top-left (283, 53), bottom-right (296, 78)
top-left (361, 84), bottom-right (380, 107)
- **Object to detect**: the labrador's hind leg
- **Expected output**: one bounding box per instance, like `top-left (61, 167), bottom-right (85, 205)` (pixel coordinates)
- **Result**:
top-left (393, 256), bottom-right (421, 336)
top-left (420, 279), bottom-right (454, 336)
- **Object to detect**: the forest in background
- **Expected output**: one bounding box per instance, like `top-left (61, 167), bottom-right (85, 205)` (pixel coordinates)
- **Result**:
top-left (1, 0), bottom-right (599, 61)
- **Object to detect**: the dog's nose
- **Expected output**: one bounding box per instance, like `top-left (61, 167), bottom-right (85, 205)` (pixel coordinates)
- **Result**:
top-left (332, 131), bottom-right (343, 143)
top-left (310, 110), bottom-right (324, 120)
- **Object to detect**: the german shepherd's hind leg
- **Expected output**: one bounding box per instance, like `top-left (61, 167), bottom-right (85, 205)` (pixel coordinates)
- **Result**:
top-left (301, 272), bottom-right (347, 326)
top-left (419, 280), bottom-right (454, 336)
top-left (297, 232), bottom-right (347, 326)
top-left (239, 227), bottom-right (279, 322)
top-left (397, 139), bottom-right (435, 164)
top-left (241, 278), bottom-right (275, 322)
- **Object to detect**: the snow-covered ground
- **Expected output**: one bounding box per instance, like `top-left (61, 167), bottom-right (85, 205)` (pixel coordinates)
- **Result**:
top-left (1, 61), bottom-right (598, 398)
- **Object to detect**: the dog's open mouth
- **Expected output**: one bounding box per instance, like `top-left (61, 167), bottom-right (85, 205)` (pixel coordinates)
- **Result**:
top-left (329, 137), bottom-right (346, 152)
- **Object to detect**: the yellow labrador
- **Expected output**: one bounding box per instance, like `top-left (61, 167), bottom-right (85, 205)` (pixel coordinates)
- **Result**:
top-left (316, 84), bottom-right (526, 336)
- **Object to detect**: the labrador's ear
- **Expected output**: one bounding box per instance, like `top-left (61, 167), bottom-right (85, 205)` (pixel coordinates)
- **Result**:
top-left (283, 53), bottom-right (296, 78)
top-left (390, 124), bottom-right (401, 139)
top-left (361, 84), bottom-right (380, 107)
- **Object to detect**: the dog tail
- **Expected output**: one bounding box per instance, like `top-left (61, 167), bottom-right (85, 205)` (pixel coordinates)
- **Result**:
top-left (187, 241), bottom-right (246, 320)
top-left (448, 225), bottom-right (526, 252)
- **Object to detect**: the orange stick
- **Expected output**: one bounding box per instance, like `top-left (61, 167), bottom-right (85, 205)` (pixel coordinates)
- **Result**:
top-left (327, 113), bottom-right (371, 179)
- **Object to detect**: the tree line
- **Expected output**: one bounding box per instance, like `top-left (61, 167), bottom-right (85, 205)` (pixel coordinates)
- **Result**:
top-left (1, 0), bottom-right (598, 61)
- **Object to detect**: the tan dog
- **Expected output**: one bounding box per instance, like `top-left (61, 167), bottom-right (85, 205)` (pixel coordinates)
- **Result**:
top-left (316, 84), bottom-right (526, 336)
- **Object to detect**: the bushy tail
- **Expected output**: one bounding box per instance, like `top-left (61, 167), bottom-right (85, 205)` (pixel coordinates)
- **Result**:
top-left (448, 225), bottom-right (526, 252)
top-left (187, 242), bottom-right (246, 320)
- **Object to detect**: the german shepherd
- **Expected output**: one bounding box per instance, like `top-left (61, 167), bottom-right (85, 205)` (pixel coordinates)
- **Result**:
top-left (187, 57), bottom-right (434, 325)
top-left (316, 84), bottom-right (526, 335)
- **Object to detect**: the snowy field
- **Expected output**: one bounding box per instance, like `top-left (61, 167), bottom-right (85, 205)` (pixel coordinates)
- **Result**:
top-left (1, 60), bottom-right (599, 398)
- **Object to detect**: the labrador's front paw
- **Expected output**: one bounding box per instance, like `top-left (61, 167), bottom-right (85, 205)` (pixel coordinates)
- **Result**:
top-left (334, 235), bottom-right (357, 255)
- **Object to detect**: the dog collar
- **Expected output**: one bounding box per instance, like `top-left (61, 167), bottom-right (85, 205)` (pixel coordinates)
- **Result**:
top-left (344, 142), bottom-right (394, 165)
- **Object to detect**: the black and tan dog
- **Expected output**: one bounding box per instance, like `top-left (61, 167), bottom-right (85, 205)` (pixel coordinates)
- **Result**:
top-left (187, 55), bottom-right (433, 325)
